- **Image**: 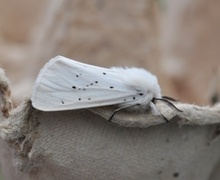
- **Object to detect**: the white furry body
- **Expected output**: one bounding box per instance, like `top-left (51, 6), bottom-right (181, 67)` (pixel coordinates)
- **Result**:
top-left (31, 56), bottom-right (161, 112)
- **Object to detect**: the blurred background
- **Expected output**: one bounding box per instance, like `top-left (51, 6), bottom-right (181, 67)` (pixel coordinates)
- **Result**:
top-left (0, 0), bottom-right (219, 107)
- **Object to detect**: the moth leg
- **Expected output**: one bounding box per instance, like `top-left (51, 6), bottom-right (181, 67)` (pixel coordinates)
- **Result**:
top-left (108, 107), bottom-right (125, 122)
top-left (109, 104), bottom-right (140, 122)
top-left (149, 101), bottom-right (160, 115)
top-left (150, 102), bottom-right (169, 123)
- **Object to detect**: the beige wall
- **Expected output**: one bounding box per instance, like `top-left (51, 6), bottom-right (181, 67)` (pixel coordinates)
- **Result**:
top-left (0, 0), bottom-right (219, 105)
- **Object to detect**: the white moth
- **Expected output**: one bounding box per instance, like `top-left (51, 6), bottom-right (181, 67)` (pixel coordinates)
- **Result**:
top-left (31, 56), bottom-right (180, 121)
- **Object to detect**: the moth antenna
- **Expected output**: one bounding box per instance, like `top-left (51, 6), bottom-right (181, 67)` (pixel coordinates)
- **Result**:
top-left (161, 96), bottom-right (178, 102)
top-left (153, 97), bottom-right (183, 112)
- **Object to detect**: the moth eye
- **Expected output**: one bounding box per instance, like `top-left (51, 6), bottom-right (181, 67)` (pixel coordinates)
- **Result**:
top-left (151, 98), bottom-right (156, 103)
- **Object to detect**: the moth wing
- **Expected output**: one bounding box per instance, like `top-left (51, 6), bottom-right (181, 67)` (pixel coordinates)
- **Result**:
top-left (31, 56), bottom-right (137, 111)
